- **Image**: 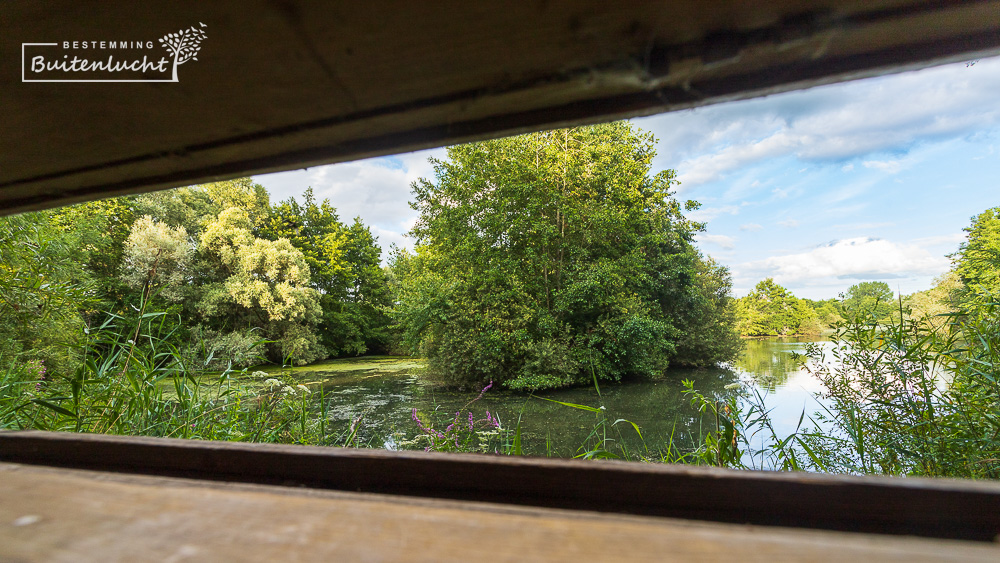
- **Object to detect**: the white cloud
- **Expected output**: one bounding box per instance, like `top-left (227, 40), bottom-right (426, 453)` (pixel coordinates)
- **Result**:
top-left (301, 149), bottom-right (441, 226)
top-left (697, 233), bottom-right (736, 249)
top-left (912, 232), bottom-right (966, 247)
top-left (687, 205), bottom-right (741, 222)
top-left (370, 226), bottom-right (410, 255)
top-left (862, 159), bottom-right (904, 174)
top-left (778, 219), bottom-right (800, 228)
top-left (256, 147), bottom-right (446, 262)
top-left (739, 223), bottom-right (763, 232)
top-left (674, 130), bottom-right (799, 187)
top-left (832, 221), bottom-right (894, 231)
top-left (740, 237), bottom-right (949, 284)
top-left (639, 57), bottom-right (1000, 189)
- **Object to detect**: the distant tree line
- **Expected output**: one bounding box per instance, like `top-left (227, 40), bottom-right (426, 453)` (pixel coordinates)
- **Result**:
top-left (736, 278), bottom-right (915, 337)
top-left (735, 278), bottom-right (820, 336)
top-left (736, 204), bottom-right (1000, 337)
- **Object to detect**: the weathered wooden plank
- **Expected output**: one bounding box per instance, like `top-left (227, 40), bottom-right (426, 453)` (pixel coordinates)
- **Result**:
top-left (1, 462), bottom-right (998, 562)
top-left (2, 430), bottom-right (999, 542)
top-left (3, 1), bottom-right (1000, 215)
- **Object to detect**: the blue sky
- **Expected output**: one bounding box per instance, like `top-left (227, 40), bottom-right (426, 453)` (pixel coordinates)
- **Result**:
top-left (258, 57), bottom-right (1000, 300)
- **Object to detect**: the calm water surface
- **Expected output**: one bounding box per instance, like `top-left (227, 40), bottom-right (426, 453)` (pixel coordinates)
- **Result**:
top-left (276, 337), bottom-right (833, 458)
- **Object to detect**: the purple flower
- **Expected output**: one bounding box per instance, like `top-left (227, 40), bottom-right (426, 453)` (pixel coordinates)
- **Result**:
top-left (412, 409), bottom-right (434, 434)
top-left (31, 360), bottom-right (47, 391)
top-left (468, 412), bottom-right (474, 430)
top-left (473, 380), bottom-right (494, 401)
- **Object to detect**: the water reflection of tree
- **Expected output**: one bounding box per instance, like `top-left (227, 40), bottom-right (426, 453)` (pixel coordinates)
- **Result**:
top-left (734, 339), bottom-right (807, 392)
top-left (510, 368), bottom-right (740, 457)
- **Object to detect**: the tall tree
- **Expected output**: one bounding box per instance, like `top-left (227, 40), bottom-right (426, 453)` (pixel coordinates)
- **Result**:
top-left (261, 190), bottom-right (391, 356)
top-left (201, 178), bottom-right (271, 230)
top-left (50, 197), bottom-right (137, 311)
top-left (735, 278), bottom-right (818, 336)
top-left (120, 216), bottom-right (193, 303)
top-left (198, 207), bottom-right (324, 364)
top-left (904, 270), bottom-right (961, 329)
top-left (841, 281), bottom-right (896, 321)
top-left (396, 122), bottom-right (740, 390)
top-left (261, 188), bottom-right (350, 296)
top-left (952, 206), bottom-right (1000, 304)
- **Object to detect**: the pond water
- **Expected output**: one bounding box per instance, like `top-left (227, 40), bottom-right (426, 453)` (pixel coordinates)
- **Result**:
top-left (262, 336), bottom-right (833, 458)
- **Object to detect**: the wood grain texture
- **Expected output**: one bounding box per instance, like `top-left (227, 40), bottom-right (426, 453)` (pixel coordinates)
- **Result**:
top-left (3, 1), bottom-right (1000, 215)
top-left (1, 462), bottom-right (998, 562)
top-left (3, 430), bottom-right (1000, 542)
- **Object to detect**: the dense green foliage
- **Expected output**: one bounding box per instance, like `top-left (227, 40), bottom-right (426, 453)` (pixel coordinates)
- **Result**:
top-left (953, 206), bottom-right (1000, 304)
top-left (0, 179), bottom-right (391, 384)
top-left (0, 212), bottom-right (94, 378)
top-left (734, 279), bottom-right (820, 336)
top-left (133, 180), bottom-right (391, 367)
top-left (390, 123), bottom-right (741, 390)
top-left (903, 271), bottom-right (960, 329)
top-left (805, 297), bottom-right (845, 329)
top-left (840, 281), bottom-right (895, 321)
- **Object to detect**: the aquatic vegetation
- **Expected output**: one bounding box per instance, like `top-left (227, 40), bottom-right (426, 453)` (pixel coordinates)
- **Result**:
top-left (409, 381), bottom-right (504, 453)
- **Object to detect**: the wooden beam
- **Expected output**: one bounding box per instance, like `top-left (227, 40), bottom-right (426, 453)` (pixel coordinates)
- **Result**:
top-left (3, 1), bottom-right (1000, 215)
top-left (3, 431), bottom-right (1000, 542)
top-left (4, 462), bottom-right (999, 562)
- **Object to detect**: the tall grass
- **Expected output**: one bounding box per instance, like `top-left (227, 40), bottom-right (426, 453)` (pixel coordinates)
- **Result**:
top-left (793, 301), bottom-right (1000, 478)
top-left (0, 300), bottom-right (356, 447)
top-left (675, 300), bottom-right (1000, 478)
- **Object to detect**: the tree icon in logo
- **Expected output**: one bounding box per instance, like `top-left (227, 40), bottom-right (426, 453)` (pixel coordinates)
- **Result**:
top-left (158, 23), bottom-right (207, 82)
